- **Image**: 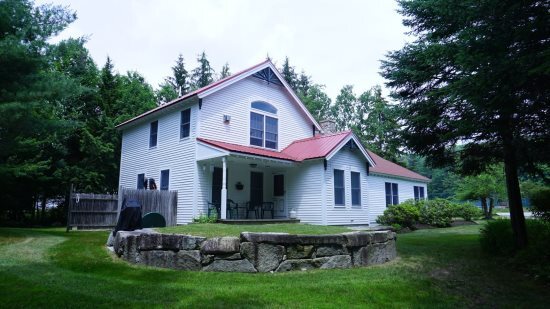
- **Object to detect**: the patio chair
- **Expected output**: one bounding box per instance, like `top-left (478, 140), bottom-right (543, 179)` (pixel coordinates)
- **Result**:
top-left (227, 199), bottom-right (239, 219)
top-left (261, 202), bottom-right (275, 219)
top-left (207, 201), bottom-right (221, 218)
top-left (245, 201), bottom-right (261, 219)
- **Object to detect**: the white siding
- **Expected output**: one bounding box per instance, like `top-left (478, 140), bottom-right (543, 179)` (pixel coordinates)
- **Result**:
top-left (325, 147), bottom-right (370, 225)
top-left (199, 76), bottom-right (314, 150)
top-left (119, 103), bottom-right (199, 224)
top-left (367, 174), bottom-right (428, 224)
top-left (286, 160), bottom-right (324, 224)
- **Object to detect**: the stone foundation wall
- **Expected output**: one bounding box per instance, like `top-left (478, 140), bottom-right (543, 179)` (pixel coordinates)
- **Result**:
top-left (112, 230), bottom-right (397, 273)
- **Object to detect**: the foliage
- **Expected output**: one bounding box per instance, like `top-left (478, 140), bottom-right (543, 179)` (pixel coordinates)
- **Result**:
top-left (480, 219), bottom-right (550, 281)
top-left (331, 85), bottom-right (356, 131)
top-left (452, 203), bottom-right (482, 221)
top-left (402, 154), bottom-right (460, 198)
top-left (280, 56), bottom-right (298, 90)
top-left (298, 84), bottom-right (332, 121)
top-left (455, 165), bottom-right (506, 219)
top-left (192, 214), bottom-right (218, 224)
top-left (376, 199), bottom-right (420, 229)
top-left (417, 198), bottom-right (454, 227)
top-left (219, 62), bottom-right (231, 79)
top-left (190, 51), bottom-right (214, 90)
top-left (530, 187), bottom-right (550, 222)
top-left (381, 0), bottom-right (550, 248)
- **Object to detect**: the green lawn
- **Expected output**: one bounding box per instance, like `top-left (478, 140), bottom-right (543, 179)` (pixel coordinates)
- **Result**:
top-left (158, 223), bottom-right (351, 237)
top-left (0, 225), bottom-right (548, 308)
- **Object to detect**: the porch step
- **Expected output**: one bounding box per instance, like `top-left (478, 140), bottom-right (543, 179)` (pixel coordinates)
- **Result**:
top-left (218, 219), bottom-right (301, 225)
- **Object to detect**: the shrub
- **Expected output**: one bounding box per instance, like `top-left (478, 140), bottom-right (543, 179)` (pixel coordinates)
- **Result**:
top-left (452, 202), bottom-right (482, 221)
top-left (480, 219), bottom-right (550, 281)
top-left (530, 187), bottom-right (550, 222)
top-left (193, 213), bottom-right (218, 223)
top-left (418, 198), bottom-right (454, 227)
top-left (376, 199), bottom-right (420, 229)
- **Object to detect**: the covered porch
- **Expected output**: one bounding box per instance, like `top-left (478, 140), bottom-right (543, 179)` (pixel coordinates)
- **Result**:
top-left (197, 140), bottom-right (296, 221)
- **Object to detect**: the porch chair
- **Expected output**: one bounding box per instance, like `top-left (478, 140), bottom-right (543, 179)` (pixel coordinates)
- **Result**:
top-left (227, 199), bottom-right (239, 219)
top-left (207, 201), bottom-right (221, 219)
top-left (245, 201), bottom-right (261, 219)
top-left (261, 202), bottom-right (275, 219)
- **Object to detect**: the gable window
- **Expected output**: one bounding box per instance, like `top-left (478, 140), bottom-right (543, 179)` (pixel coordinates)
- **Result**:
top-left (250, 101), bottom-right (278, 149)
top-left (385, 182), bottom-right (399, 206)
top-left (149, 121), bottom-right (158, 148)
top-left (334, 169), bottom-right (345, 206)
top-left (180, 109), bottom-right (191, 139)
top-left (160, 169), bottom-right (169, 191)
top-left (351, 172), bottom-right (361, 207)
top-left (137, 173), bottom-right (145, 189)
top-left (414, 186), bottom-right (425, 201)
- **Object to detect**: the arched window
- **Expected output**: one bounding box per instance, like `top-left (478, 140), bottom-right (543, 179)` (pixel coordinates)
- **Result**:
top-left (251, 101), bottom-right (277, 114)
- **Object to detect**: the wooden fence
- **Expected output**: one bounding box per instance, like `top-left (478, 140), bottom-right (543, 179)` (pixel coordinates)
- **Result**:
top-left (67, 187), bottom-right (177, 230)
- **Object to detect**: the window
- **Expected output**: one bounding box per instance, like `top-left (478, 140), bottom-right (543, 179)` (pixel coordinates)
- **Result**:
top-left (250, 101), bottom-right (278, 150)
top-left (414, 186), bottom-right (425, 201)
top-left (180, 109), bottom-right (191, 139)
top-left (149, 121), bottom-right (158, 148)
top-left (351, 172), bottom-right (361, 206)
top-left (334, 169), bottom-right (345, 206)
top-left (251, 101), bottom-right (277, 114)
top-left (137, 173), bottom-right (145, 189)
top-left (385, 182), bottom-right (399, 206)
top-left (160, 169), bottom-right (169, 191)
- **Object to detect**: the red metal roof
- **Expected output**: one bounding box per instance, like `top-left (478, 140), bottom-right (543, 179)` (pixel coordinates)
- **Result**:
top-left (116, 59), bottom-right (271, 129)
top-left (198, 132), bottom-right (430, 182)
top-left (282, 131), bottom-right (352, 161)
top-left (367, 150), bottom-right (430, 182)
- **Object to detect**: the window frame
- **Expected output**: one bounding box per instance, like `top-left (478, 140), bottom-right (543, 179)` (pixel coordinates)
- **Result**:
top-left (414, 186), bottom-right (425, 201)
top-left (385, 182), bottom-right (399, 206)
top-left (137, 173), bottom-right (145, 189)
top-left (160, 169), bottom-right (169, 191)
top-left (249, 102), bottom-right (278, 150)
top-left (180, 108), bottom-right (191, 139)
top-left (333, 169), bottom-right (345, 207)
top-left (351, 171), bottom-right (361, 207)
top-left (149, 120), bottom-right (158, 148)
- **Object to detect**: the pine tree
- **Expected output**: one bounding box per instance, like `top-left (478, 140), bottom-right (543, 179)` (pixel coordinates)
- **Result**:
top-left (219, 62), bottom-right (231, 79)
top-left (191, 51), bottom-right (215, 89)
top-left (281, 56), bottom-right (298, 90)
top-left (297, 71), bottom-right (311, 95)
top-left (331, 85), bottom-right (356, 131)
top-left (166, 54), bottom-right (189, 96)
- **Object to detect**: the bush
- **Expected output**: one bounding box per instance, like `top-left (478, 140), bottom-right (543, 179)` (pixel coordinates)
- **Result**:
top-left (452, 202), bottom-right (482, 221)
top-left (418, 198), bottom-right (454, 227)
top-left (530, 187), bottom-right (550, 222)
top-left (376, 199), bottom-right (420, 229)
top-left (193, 213), bottom-right (218, 223)
top-left (480, 219), bottom-right (550, 281)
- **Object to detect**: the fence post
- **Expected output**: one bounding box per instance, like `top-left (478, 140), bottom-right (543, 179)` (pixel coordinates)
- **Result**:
top-left (115, 186), bottom-right (124, 224)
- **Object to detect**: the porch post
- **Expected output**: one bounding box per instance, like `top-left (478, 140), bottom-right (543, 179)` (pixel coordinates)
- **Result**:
top-left (220, 156), bottom-right (228, 219)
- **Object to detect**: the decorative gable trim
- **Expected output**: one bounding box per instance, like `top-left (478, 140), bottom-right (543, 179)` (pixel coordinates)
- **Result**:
top-left (325, 133), bottom-right (376, 167)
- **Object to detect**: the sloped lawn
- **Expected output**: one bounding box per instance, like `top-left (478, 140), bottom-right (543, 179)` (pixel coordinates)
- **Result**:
top-left (157, 223), bottom-right (351, 237)
top-left (0, 224), bottom-right (548, 308)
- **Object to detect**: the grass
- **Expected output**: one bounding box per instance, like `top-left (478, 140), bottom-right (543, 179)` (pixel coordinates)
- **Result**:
top-left (157, 223), bottom-right (352, 238)
top-left (0, 224), bottom-right (548, 308)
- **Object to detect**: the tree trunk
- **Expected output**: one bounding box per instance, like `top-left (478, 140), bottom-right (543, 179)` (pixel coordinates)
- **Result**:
top-left (41, 195), bottom-right (47, 223)
top-left (503, 141), bottom-right (527, 249)
top-left (488, 197), bottom-right (494, 220)
top-left (480, 198), bottom-right (489, 219)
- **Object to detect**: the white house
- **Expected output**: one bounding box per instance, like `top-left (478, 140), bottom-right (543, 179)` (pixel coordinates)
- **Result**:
top-left (116, 60), bottom-right (429, 225)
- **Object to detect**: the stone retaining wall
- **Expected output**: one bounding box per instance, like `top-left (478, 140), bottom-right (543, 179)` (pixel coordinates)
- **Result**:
top-left (112, 230), bottom-right (397, 273)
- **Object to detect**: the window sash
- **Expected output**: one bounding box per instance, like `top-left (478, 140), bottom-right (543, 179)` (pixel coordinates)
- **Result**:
top-left (250, 112), bottom-right (264, 146)
top-left (385, 182), bottom-right (399, 206)
top-left (250, 111), bottom-right (278, 149)
top-left (137, 174), bottom-right (145, 189)
top-left (265, 116), bottom-right (278, 149)
top-left (351, 172), bottom-right (361, 206)
top-left (160, 169), bottom-right (169, 191)
top-left (414, 186), bottom-right (425, 200)
top-left (149, 121), bottom-right (158, 148)
top-left (334, 169), bottom-right (345, 206)
top-left (180, 109), bottom-right (191, 139)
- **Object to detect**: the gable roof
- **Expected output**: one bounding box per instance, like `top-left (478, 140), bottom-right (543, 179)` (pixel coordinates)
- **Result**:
top-left (116, 59), bottom-right (322, 130)
top-left (197, 138), bottom-right (297, 161)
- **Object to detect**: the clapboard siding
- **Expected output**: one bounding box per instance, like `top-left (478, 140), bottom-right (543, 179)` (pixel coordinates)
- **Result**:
top-left (325, 147), bottom-right (370, 225)
top-left (199, 76), bottom-right (314, 150)
top-left (119, 103), bottom-right (198, 224)
top-left (366, 174), bottom-right (428, 224)
top-left (286, 160), bottom-right (323, 224)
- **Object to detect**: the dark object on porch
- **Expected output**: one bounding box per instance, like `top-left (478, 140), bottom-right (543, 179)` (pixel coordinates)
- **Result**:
top-left (261, 202), bottom-right (274, 219)
top-left (142, 212), bottom-right (166, 228)
top-left (246, 201), bottom-right (261, 219)
top-left (113, 198), bottom-right (142, 236)
top-left (227, 199), bottom-right (240, 219)
top-left (218, 218), bottom-right (301, 225)
top-left (208, 201), bottom-right (221, 218)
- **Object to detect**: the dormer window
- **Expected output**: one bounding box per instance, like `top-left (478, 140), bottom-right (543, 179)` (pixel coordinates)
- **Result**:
top-left (250, 101), bottom-right (278, 150)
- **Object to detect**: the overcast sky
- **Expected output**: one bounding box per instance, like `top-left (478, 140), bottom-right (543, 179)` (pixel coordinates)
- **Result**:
top-left (40, 0), bottom-right (412, 101)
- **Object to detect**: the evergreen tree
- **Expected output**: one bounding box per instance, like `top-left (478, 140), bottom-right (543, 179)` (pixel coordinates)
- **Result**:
top-left (297, 71), bottom-right (311, 95)
top-left (299, 84), bottom-right (332, 122)
top-left (331, 85), bottom-right (357, 131)
top-left (354, 86), bottom-right (401, 161)
top-left (381, 0), bottom-right (550, 248)
top-left (167, 54), bottom-right (189, 96)
top-left (191, 51), bottom-right (215, 89)
top-left (281, 56), bottom-right (298, 90)
top-left (219, 62), bottom-right (231, 79)
top-left (155, 82), bottom-right (178, 104)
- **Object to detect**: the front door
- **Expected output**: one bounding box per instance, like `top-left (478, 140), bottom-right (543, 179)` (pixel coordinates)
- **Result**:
top-left (211, 167), bottom-right (223, 205)
top-left (250, 172), bottom-right (264, 205)
top-left (273, 174), bottom-right (286, 218)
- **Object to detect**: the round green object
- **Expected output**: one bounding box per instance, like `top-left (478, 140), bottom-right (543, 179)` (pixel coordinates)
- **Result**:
top-left (142, 212), bottom-right (166, 228)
